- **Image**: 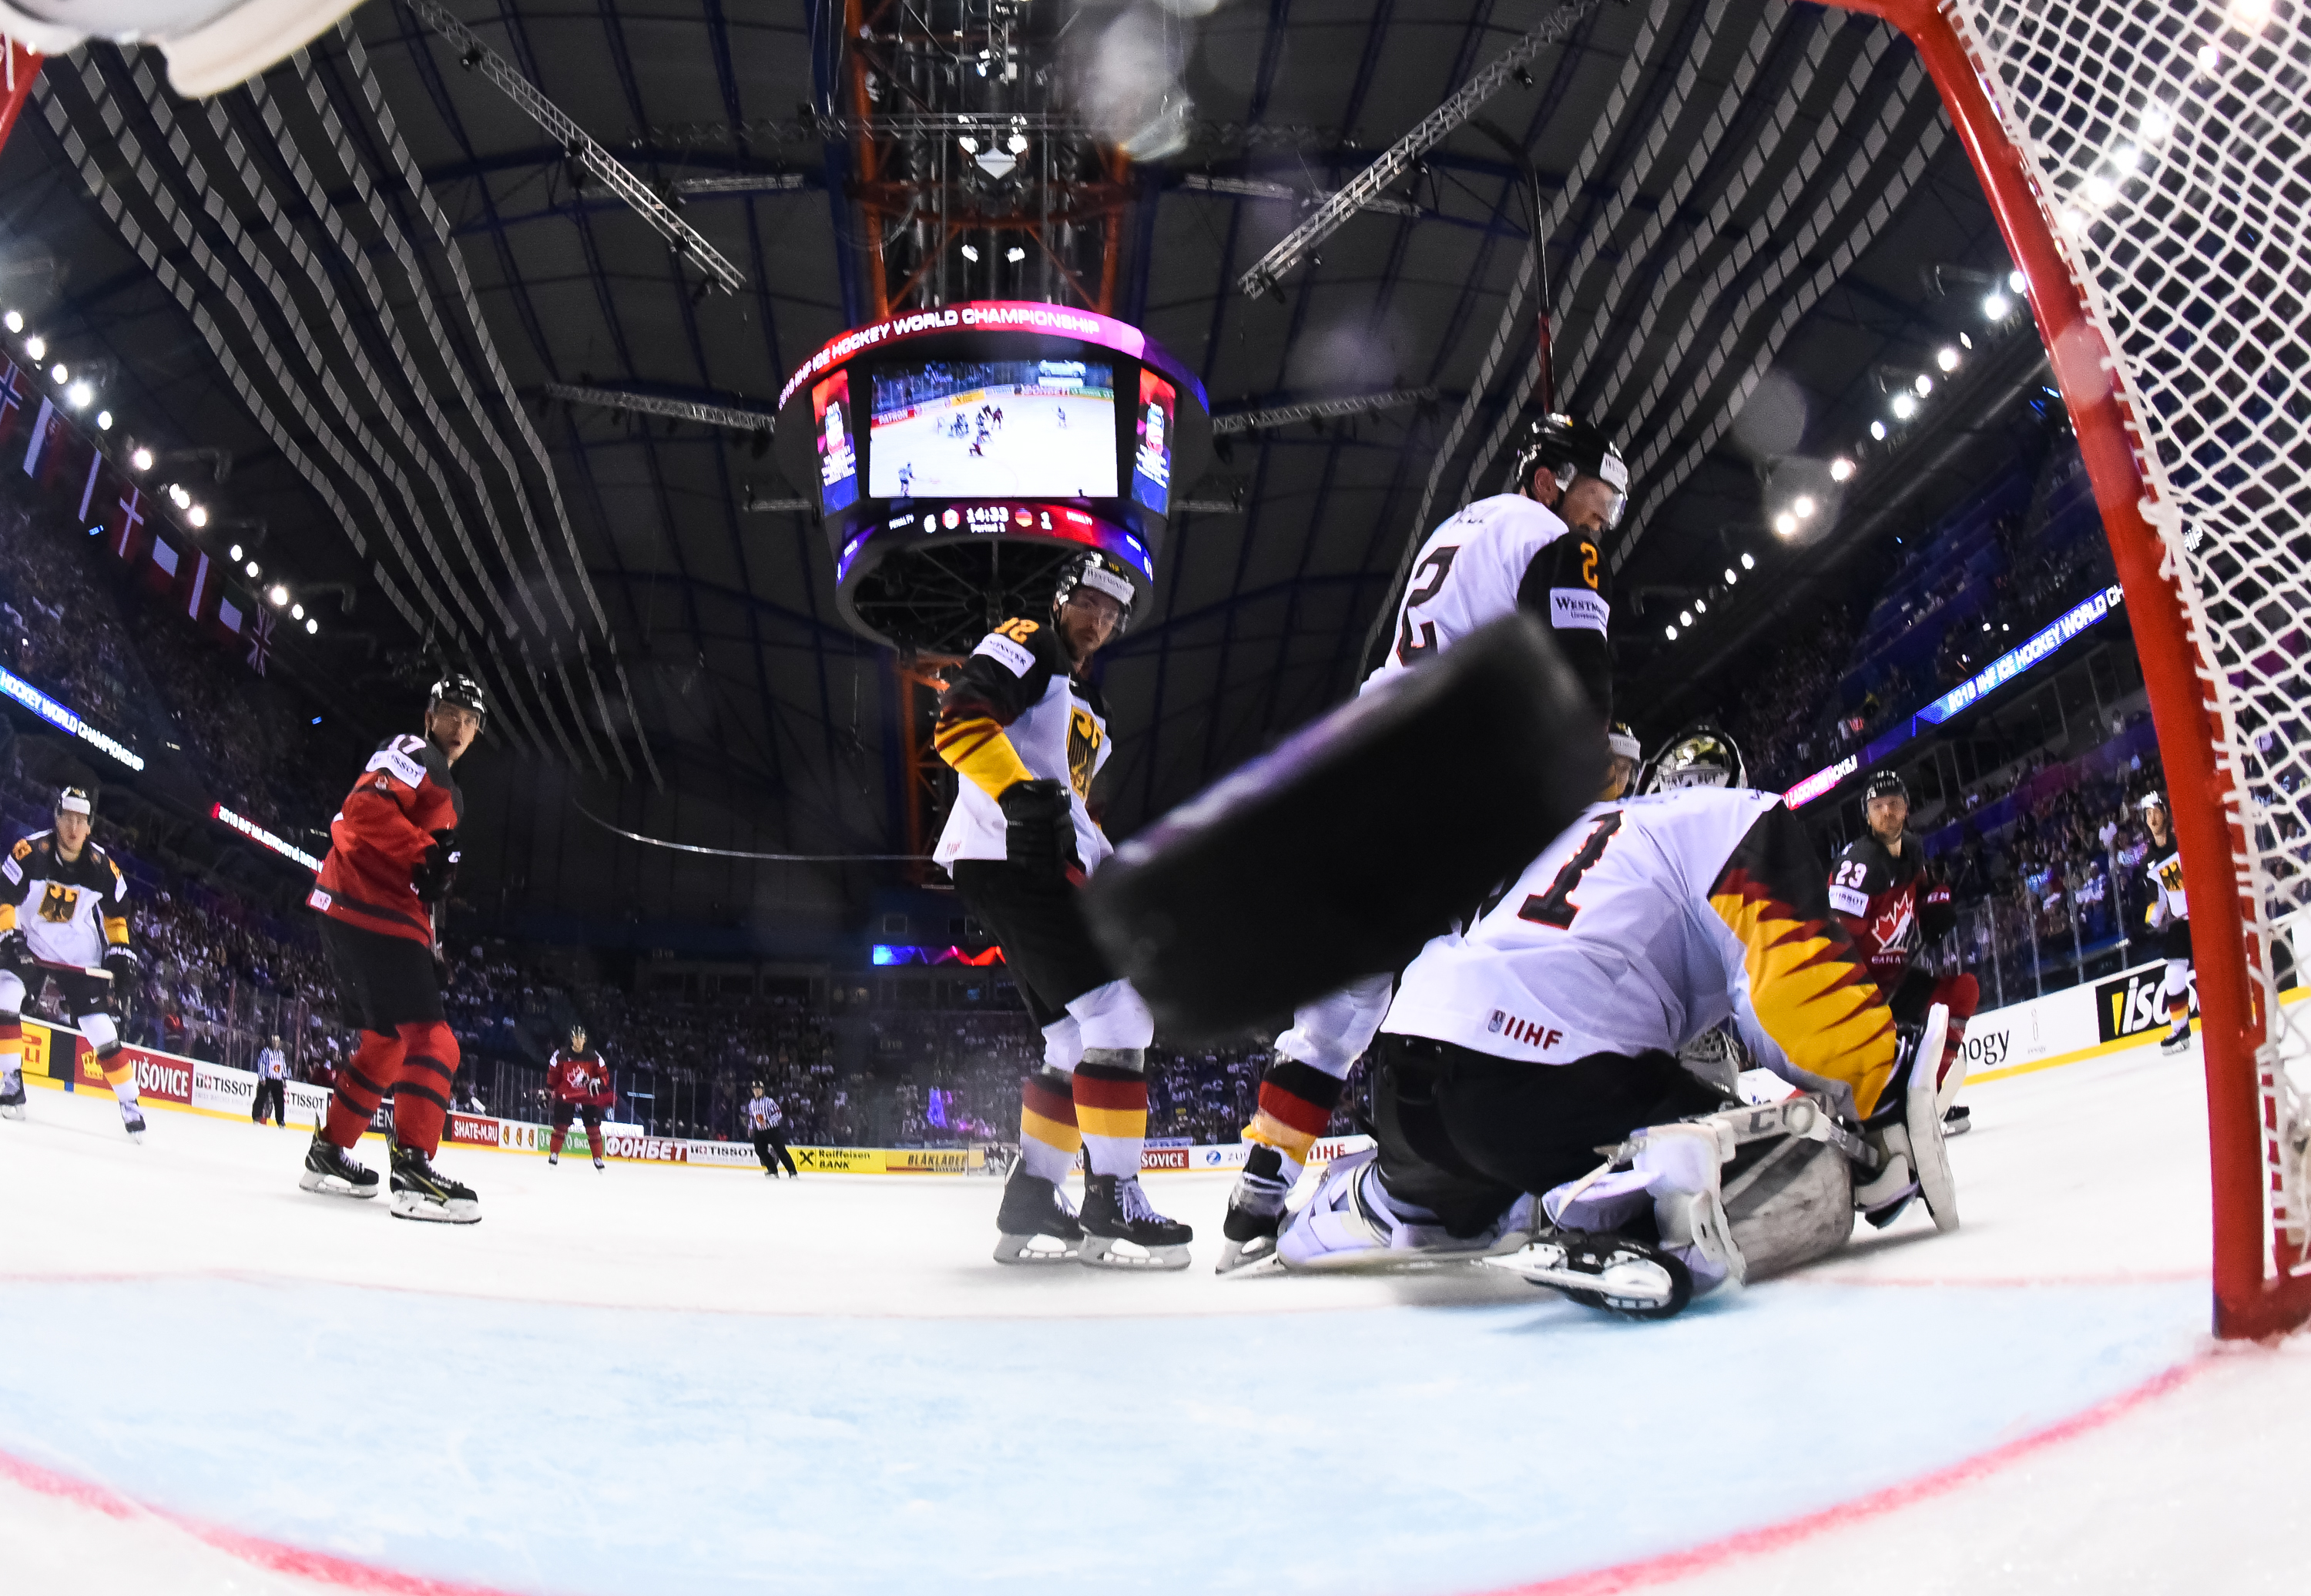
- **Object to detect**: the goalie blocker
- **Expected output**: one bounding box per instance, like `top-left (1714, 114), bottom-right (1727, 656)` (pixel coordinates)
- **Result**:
top-left (1083, 613), bottom-right (1606, 1040)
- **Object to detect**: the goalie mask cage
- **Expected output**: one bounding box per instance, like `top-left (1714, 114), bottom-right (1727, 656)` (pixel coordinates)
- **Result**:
top-left (1828, 0), bottom-right (2310, 1339)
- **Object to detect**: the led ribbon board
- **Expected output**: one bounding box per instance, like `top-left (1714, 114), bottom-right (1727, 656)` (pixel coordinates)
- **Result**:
top-left (872, 944), bottom-right (1006, 967)
top-left (1786, 585), bottom-right (2125, 808)
top-left (780, 301), bottom-right (1206, 414)
top-left (210, 803), bottom-right (321, 871)
top-left (0, 666), bottom-right (144, 772)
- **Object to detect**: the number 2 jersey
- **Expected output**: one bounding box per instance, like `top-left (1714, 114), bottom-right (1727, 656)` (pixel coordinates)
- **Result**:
top-left (1382, 787), bottom-right (1900, 1118)
top-left (0, 831), bottom-right (130, 967)
top-left (1363, 491), bottom-right (1612, 716)
top-left (931, 615), bottom-right (1113, 872)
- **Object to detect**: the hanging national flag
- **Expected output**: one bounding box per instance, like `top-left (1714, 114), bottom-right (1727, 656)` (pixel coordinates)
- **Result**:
top-left (144, 534), bottom-right (179, 595)
top-left (180, 548), bottom-right (220, 624)
top-left (106, 484), bottom-right (147, 564)
top-left (20, 397), bottom-right (55, 478)
top-left (0, 363), bottom-right (23, 446)
top-left (21, 397), bottom-right (85, 491)
top-left (244, 604), bottom-right (273, 677)
top-left (214, 593), bottom-right (246, 641)
top-left (75, 451), bottom-right (107, 525)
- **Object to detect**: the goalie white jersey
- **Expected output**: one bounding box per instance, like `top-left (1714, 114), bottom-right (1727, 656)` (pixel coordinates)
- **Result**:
top-left (1382, 786), bottom-right (1901, 1118)
top-left (1364, 492), bottom-right (1613, 716)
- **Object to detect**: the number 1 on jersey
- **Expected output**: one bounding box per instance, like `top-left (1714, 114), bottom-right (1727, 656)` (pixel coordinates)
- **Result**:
top-left (1519, 812), bottom-right (1623, 929)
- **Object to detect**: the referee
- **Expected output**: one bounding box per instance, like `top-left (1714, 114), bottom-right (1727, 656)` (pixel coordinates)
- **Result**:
top-left (253, 1034), bottom-right (289, 1127)
top-left (746, 1081), bottom-right (797, 1179)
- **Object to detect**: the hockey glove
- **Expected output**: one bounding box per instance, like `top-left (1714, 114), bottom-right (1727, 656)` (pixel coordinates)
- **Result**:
top-left (411, 832), bottom-right (461, 904)
top-left (103, 946), bottom-right (142, 997)
top-left (998, 779), bottom-right (1079, 881)
top-left (0, 927), bottom-right (22, 970)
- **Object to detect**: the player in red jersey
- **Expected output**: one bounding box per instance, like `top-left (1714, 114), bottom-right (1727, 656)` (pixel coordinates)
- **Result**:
top-left (296, 676), bottom-right (485, 1223)
top-left (1827, 769), bottom-right (1977, 1204)
top-left (546, 1024), bottom-right (613, 1170)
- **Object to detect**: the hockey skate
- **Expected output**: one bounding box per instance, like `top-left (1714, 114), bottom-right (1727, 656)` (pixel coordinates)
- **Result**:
top-left (1078, 1174), bottom-right (1192, 1270)
top-left (1276, 1148), bottom-right (1535, 1273)
top-left (1942, 1105), bottom-right (1972, 1137)
top-left (298, 1130), bottom-right (381, 1199)
top-left (548, 1149), bottom-right (558, 1166)
top-left (991, 1168), bottom-right (1082, 1264)
top-left (2160, 1024), bottom-right (2192, 1055)
top-left (1, 1071), bottom-right (24, 1121)
top-left (120, 1103), bottom-right (146, 1143)
top-left (1484, 1231), bottom-right (1694, 1319)
top-left (1215, 1146), bottom-right (1294, 1276)
top-left (388, 1142), bottom-right (481, 1224)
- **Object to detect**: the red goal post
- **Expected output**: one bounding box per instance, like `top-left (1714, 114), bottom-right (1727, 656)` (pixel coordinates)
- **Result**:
top-left (1826, 0), bottom-right (2310, 1338)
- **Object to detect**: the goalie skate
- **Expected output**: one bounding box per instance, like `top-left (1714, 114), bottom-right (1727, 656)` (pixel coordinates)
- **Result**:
top-left (991, 1169), bottom-right (1082, 1265)
top-left (1276, 1148), bottom-right (1536, 1273)
top-left (1483, 1232), bottom-right (1694, 1319)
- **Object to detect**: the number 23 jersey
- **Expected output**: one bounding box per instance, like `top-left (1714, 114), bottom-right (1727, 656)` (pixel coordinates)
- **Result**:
top-left (1384, 788), bottom-right (1900, 1118)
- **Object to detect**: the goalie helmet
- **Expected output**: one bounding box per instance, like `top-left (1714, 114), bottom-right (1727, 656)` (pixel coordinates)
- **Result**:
top-left (1051, 550), bottom-right (1137, 632)
top-left (428, 673), bottom-right (488, 724)
top-left (1645, 725), bottom-right (1746, 793)
top-left (1508, 412), bottom-right (1630, 529)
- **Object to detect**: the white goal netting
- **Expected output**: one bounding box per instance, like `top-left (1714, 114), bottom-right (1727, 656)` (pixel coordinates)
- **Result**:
top-left (1944, 0), bottom-right (2311, 1262)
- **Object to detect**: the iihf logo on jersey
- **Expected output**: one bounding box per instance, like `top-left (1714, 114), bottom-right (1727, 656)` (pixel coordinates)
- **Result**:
top-left (1490, 1010), bottom-right (1564, 1050)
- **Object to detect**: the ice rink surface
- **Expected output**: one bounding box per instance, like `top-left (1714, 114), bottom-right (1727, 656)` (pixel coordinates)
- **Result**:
top-left (3, 1038), bottom-right (2307, 1595)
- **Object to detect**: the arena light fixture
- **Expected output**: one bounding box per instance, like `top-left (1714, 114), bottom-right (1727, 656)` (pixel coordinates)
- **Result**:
top-left (291, 603), bottom-right (305, 620)
top-left (1740, 552), bottom-right (1756, 570)
top-left (1695, 598), bottom-right (1708, 615)
top-left (48, 363), bottom-right (66, 384)
top-left (2006, 269), bottom-right (2027, 294)
top-left (1679, 609), bottom-right (1692, 626)
top-left (960, 243), bottom-right (981, 261)
top-left (2199, 43), bottom-right (2223, 72)
top-left (22, 335), bottom-right (43, 360)
top-left (229, 543), bottom-right (244, 562)
top-left (245, 559), bottom-right (261, 578)
top-left (1007, 131), bottom-right (1029, 154)
top-left (1773, 511), bottom-right (1799, 536)
top-left (1664, 625), bottom-right (1677, 640)
top-left (166, 482), bottom-right (190, 508)
top-left (187, 506), bottom-right (208, 528)
top-left (1870, 420), bottom-right (1889, 440)
top-left (2138, 103), bottom-right (2174, 143)
top-left (65, 381), bottom-right (92, 409)
top-left (1890, 394), bottom-right (1919, 421)
top-left (1005, 246), bottom-right (1028, 263)
top-left (958, 134), bottom-right (980, 153)
top-left (2083, 173), bottom-right (2119, 208)
top-left (1830, 457), bottom-right (1856, 481)
top-left (2, 312), bottom-right (18, 334)
top-left (130, 447), bottom-right (154, 472)
top-left (96, 411), bottom-right (112, 431)
top-left (1793, 495), bottom-right (1818, 518)
top-left (1723, 567), bottom-right (1737, 585)
top-left (1983, 290), bottom-right (2011, 319)
top-left (1912, 373), bottom-right (1934, 397)
top-left (1936, 346), bottom-right (1961, 372)
top-left (305, 618), bottom-right (319, 635)
top-left (267, 584), bottom-right (289, 607)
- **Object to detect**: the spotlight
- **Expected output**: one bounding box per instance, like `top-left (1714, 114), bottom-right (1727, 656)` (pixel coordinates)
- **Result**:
top-left (1983, 291), bottom-right (2011, 320)
top-left (1936, 347), bottom-right (1960, 372)
top-left (1773, 512), bottom-right (1799, 536)
top-left (1006, 132), bottom-right (1028, 154)
top-left (1005, 246), bottom-right (1027, 263)
top-left (1830, 457), bottom-right (1856, 482)
top-left (1679, 610), bottom-right (1692, 627)
top-left (958, 135), bottom-right (980, 153)
top-left (2, 311), bottom-right (17, 333)
top-left (291, 603), bottom-right (304, 620)
top-left (65, 381), bottom-right (92, 408)
top-left (2138, 104), bottom-right (2174, 143)
top-left (130, 447), bottom-right (153, 471)
top-left (49, 362), bottom-right (66, 384)
top-left (2199, 44), bottom-right (2222, 72)
top-left (310, 716), bottom-right (322, 725)
top-left (1891, 394), bottom-right (1919, 420)
top-left (1793, 495), bottom-right (1817, 519)
top-left (245, 560), bottom-right (260, 578)
top-left (229, 544), bottom-right (243, 561)
top-left (166, 482), bottom-right (190, 507)
top-left (187, 506), bottom-right (208, 528)
top-left (22, 335), bottom-right (43, 360)
top-left (1740, 552), bottom-right (1756, 570)
top-left (267, 584), bottom-right (289, 607)
top-left (1724, 567), bottom-right (1737, 585)
top-left (1695, 599), bottom-right (1708, 615)
top-left (1870, 420), bottom-right (1889, 440)
top-left (1665, 625), bottom-right (1678, 640)
top-left (2007, 269), bottom-right (2027, 293)
top-left (96, 411), bottom-right (112, 431)
top-left (1913, 374), bottom-right (1934, 397)
top-left (2083, 173), bottom-right (2118, 208)
top-left (305, 618), bottom-right (319, 635)
top-left (960, 243), bottom-right (980, 261)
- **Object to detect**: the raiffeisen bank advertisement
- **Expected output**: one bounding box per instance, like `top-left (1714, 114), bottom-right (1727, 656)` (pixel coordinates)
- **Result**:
top-left (0, 665), bottom-right (144, 772)
top-left (1786, 585), bottom-right (2124, 809)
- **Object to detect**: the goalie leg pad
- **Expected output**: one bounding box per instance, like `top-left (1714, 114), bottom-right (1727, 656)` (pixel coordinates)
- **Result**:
top-left (1722, 1135), bottom-right (1856, 1278)
top-left (1083, 614), bottom-right (1607, 1038)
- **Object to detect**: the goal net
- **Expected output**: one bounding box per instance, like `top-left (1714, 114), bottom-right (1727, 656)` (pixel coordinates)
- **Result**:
top-left (1833, 0), bottom-right (2311, 1336)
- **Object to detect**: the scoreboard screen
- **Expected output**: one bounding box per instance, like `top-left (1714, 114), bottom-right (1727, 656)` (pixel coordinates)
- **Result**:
top-left (867, 359), bottom-right (1118, 499)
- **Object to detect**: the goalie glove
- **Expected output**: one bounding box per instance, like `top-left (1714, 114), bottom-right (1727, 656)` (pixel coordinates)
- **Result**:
top-left (103, 947), bottom-right (142, 997)
top-left (998, 779), bottom-right (1079, 882)
top-left (411, 832), bottom-right (461, 904)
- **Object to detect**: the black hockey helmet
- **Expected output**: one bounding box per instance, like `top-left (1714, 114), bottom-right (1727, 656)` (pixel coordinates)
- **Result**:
top-left (54, 785), bottom-right (95, 819)
top-left (2138, 790), bottom-right (2169, 814)
top-left (428, 672), bottom-right (488, 724)
top-left (1645, 724), bottom-right (1746, 793)
top-left (1508, 412), bottom-right (1630, 528)
top-left (569, 1022), bottom-right (586, 1044)
top-left (1051, 549), bottom-right (1137, 632)
top-left (1863, 769), bottom-right (1908, 805)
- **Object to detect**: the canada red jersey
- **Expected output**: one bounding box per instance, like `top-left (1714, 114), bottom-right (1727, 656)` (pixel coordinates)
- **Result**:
top-left (308, 733), bottom-right (463, 947)
top-left (1827, 833), bottom-right (1954, 986)
top-left (548, 1048), bottom-right (612, 1107)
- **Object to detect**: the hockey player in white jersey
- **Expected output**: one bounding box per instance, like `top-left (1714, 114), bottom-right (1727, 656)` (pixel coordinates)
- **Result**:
top-left (1218, 415), bottom-right (1629, 1270)
top-left (0, 787), bottom-right (145, 1136)
top-left (2139, 792), bottom-right (2194, 1053)
top-left (1263, 730), bottom-right (1958, 1313)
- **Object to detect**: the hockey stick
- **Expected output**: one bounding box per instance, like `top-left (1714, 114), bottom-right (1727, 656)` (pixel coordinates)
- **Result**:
top-left (572, 802), bottom-right (931, 863)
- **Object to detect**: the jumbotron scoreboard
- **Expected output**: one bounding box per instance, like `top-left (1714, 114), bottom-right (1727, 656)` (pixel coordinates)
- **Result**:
top-left (776, 303), bottom-right (1210, 655)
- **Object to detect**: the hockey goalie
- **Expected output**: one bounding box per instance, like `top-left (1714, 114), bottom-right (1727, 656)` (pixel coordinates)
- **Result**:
top-left (1245, 729), bottom-right (1963, 1318)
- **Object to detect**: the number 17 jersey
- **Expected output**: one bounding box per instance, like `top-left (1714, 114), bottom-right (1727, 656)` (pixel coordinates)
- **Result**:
top-left (1382, 787), bottom-right (1901, 1118)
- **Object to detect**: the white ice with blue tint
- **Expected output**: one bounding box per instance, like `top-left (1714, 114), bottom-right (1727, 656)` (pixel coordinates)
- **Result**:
top-left (2, 1038), bottom-right (2307, 1596)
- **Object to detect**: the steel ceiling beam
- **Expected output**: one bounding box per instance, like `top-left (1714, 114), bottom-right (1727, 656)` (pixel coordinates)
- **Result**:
top-left (545, 384), bottom-right (777, 434)
top-left (1209, 386), bottom-right (1437, 436)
